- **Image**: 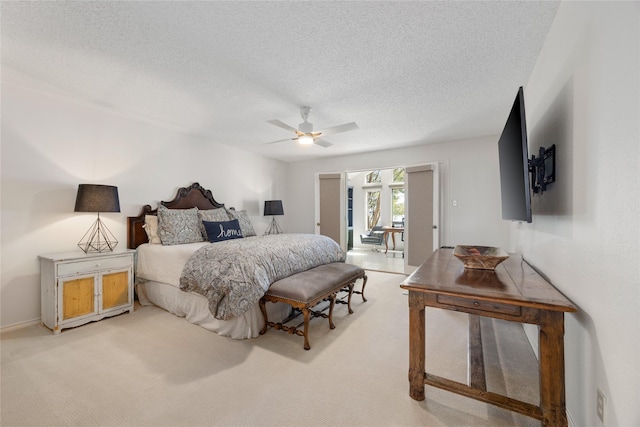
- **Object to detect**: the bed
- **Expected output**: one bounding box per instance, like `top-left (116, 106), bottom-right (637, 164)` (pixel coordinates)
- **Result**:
top-left (128, 183), bottom-right (346, 339)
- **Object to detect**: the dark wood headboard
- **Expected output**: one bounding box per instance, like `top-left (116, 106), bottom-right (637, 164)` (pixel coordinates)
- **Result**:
top-left (127, 182), bottom-right (225, 249)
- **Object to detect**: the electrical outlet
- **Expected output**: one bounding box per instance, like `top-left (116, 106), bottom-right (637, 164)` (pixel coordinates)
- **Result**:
top-left (597, 389), bottom-right (606, 424)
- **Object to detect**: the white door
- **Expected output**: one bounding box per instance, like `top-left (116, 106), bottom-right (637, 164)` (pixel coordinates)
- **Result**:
top-left (405, 164), bottom-right (438, 274)
top-left (316, 173), bottom-right (345, 249)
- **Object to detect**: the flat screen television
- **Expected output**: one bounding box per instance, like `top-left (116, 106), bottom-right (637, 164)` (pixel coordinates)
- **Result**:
top-left (498, 86), bottom-right (532, 223)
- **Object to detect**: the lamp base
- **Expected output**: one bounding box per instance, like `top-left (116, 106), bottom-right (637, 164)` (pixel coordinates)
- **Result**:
top-left (264, 216), bottom-right (283, 235)
top-left (78, 215), bottom-right (118, 253)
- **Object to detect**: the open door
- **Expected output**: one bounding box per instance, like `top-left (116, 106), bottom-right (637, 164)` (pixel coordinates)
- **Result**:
top-left (405, 164), bottom-right (438, 274)
top-left (316, 173), bottom-right (345, 250)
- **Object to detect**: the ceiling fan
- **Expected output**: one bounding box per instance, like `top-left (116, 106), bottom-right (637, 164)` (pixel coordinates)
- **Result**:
top-left (266, 106), bottom-right (358, 148)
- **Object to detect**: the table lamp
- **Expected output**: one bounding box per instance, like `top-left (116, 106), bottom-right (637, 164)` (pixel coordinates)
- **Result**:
top-left (264, 200), bottom-right (284, 235)
top-left (74, 184), bottom-right (120, 253)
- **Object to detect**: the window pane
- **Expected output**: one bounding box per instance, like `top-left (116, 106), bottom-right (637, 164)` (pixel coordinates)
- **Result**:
top-left (392, 188), bottom-right (405, 222)
top-left (367, 190), bottom-right (381, 229)
top-left (366, 170), bottom-right (381, 183)
top-left (393, 168), bottom-right (405, 182)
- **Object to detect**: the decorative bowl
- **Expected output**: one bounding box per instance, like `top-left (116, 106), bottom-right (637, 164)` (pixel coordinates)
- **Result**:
top-left (453, 245), bottom-right (509, 270)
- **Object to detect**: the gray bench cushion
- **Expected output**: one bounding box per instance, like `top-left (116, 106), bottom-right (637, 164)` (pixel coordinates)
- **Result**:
top-left (266, 262), bottom-right (364, 304)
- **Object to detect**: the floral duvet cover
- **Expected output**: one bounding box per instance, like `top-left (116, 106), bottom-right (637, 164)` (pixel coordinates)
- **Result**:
top-left (179, 233), bottom-right (345, 320)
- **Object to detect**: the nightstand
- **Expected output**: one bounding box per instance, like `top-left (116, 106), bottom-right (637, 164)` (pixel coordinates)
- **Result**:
top-left (39, 249), bottom-right (135, 334)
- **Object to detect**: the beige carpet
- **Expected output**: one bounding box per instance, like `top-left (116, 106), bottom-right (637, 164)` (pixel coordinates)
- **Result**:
top-left (1, 271), bottom-right (540, 427)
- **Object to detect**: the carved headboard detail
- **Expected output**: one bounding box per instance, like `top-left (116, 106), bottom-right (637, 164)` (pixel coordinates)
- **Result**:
top-left (127, 183), bottom-right (225, 249)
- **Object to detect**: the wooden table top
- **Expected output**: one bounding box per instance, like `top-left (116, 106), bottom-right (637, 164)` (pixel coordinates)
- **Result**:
top-left (401, 248), bottom-right (577, 313)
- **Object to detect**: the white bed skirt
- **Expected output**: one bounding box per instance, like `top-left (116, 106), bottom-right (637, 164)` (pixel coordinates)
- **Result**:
top-left (136, 280), bottom-right (290, 340)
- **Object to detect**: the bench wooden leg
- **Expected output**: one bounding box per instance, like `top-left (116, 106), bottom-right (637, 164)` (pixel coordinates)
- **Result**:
top-left (328, 293), bottom-right (336, 329)
top-left (339, 274), bottom-right (368, 308)
top-left (346, 282), bottom-right (354, 314)
top-left (349, 274), bottom-right (368, 303)
top-left (302, 307), bottom-right (311, 350)
top-left (360, 275), bottom-right (368, 302)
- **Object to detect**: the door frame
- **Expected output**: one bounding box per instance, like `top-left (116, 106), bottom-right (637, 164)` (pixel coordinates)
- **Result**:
top-left (316, 163), bottom-right (440, 274)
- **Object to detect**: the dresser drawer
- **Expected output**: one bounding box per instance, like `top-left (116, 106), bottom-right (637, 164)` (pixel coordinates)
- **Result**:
top-left (436, 294), bottom-right (522, 317)
top-left (57, 255), bottom-right (131, 276)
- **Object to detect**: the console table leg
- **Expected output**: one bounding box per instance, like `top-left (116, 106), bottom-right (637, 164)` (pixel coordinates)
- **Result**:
top-left (408, 291), bottom-right (426, 400)
top-left (539, 310), bottom-right (568, 427)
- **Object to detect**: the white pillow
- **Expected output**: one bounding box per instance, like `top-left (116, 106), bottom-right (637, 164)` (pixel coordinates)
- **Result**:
top-left (142, 215), bottom-right (161, 244)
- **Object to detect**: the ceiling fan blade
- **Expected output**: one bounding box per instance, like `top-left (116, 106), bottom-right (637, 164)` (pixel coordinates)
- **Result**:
top-left (265, 138), bottom-right (295, 145)
top-left (316, 122), bottom-right (359, 136)
top-left (314, 138), bottom-right (333, 148)
top-left (267, 119), bottom-right (300, 133)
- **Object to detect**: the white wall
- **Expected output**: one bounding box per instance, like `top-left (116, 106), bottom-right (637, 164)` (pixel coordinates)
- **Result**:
top-left (286, 136), bottom-right (509, 250)
top-left (1, 69), bottom-right (288, 330)
top-left (514, 2), bottom-right (639, 426)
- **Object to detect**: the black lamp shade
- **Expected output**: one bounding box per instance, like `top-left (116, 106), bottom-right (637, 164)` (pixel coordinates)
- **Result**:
top-left (74, 184), bottom-right (120, 213)
top-left (264, 200), bottom-right (284, 216)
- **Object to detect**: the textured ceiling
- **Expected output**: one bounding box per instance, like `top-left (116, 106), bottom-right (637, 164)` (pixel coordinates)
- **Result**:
top-left (1, 1), bottom-right (559, 163)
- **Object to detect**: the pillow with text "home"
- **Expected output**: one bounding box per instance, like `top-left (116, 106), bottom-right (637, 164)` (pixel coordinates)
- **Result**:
top-left (202, 219), bottom-right (244, 243)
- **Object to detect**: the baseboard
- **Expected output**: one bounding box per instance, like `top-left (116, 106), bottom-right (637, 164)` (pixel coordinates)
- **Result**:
top-left (1, 318), bottom-right (41, 334)
top-left (567, 409), bottom-right (576, 427)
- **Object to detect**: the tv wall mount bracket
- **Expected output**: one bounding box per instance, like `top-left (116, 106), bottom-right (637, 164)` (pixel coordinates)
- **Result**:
top-left (528, 144), bottom-right (556, 194)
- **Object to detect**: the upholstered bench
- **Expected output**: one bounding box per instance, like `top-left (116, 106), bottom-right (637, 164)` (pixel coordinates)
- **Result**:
top-left (259, 262), bottom-right (367, 350)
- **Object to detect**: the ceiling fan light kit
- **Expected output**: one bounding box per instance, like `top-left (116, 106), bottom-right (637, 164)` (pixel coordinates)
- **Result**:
top-left (266, 106), bottom-right (358, 148)
top-left (298, 135), bottom-right (314, 145)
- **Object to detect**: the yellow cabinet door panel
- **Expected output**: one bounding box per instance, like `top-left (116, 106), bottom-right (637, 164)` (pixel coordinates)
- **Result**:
top-left (102, 271), bottom-right (129, 310)
top-left (62, 277), bottom-right (95, 320)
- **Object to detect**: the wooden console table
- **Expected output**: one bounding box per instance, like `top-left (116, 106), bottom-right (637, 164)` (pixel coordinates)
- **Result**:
top-left (382, 226), bottom-right (404, 253)
top-left (400, 248), bottom-right (576, 426)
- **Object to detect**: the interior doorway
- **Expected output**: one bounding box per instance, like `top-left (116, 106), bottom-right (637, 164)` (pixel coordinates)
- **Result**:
top-left (316, 164), bottom-right (438, 275)
top-left (346, 168), bottom-right (405, 274)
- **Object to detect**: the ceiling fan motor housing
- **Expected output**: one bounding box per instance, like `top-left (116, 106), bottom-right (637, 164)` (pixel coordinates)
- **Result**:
top-left (298, 121), bottom-right (313, 133)
top-left (299, 106), bottom-right (313, 133)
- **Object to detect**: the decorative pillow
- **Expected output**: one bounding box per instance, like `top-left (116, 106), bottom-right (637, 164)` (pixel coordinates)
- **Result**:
top-left (203, 219), bottom-right (243, 243)
top-left (226, 208), bottom-right (257, 237)
top-left (142, 215), bottom-right (161, 244)
top-left (198, 208), bottom-right (232, 240)
top-left (157, 205), bottom-right (204, 245)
